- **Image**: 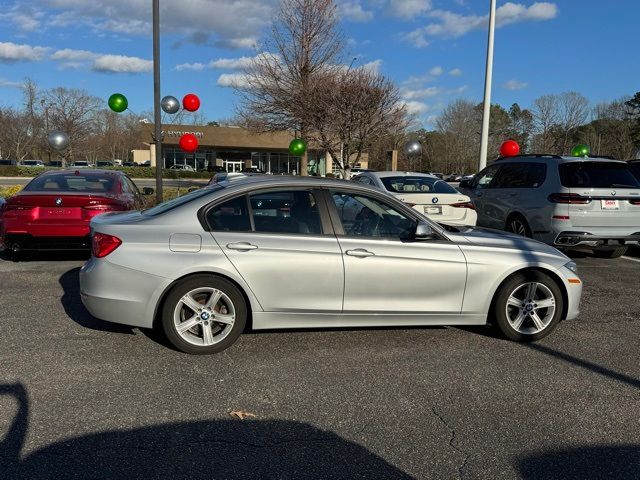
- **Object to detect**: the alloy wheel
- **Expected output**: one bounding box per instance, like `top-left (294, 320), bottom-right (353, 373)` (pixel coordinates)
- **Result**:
top-left (173, 287), bottom-right (236, 346)
top-left (505, 282), bottom-right (556, 335)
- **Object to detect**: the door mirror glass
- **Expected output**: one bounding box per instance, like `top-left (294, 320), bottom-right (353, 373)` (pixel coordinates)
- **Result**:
top-left (458, 179), bottom-right (470, 189)
top-left (415, 221), bottom-right (434, 239)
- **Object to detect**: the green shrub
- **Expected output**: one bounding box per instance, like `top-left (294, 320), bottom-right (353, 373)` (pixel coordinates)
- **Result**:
top-left (0, 165), bottom-right (212, 179)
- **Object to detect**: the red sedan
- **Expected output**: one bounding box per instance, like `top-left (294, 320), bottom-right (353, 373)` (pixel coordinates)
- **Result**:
top-left (0, 169), bottom-right (152, 255)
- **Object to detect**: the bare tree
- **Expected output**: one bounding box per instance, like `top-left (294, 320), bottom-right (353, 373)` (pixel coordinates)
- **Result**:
top-left (43, 87), bottom-right (102, 165)
top-left (531, 94), bottom-right (560, 152)
top-left (306, 67), bottom-right (406, 178)
top-left (558, 92), bottom-right (589, 154)
top-left (236, 0), bottom-right (343, 175)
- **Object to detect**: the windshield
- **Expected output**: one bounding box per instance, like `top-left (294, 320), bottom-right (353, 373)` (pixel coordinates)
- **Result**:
top-left (559, 162), bottom-right (640, 188)
top-left (142, 185), bottom-right (223, 216)
top-left (380, 176), bottom-right (458, 194)
top-left (23, 173), bottom-right (118, 193)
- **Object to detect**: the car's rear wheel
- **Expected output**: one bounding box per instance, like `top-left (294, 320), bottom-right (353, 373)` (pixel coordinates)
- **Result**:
top-left (592, 246), bottom-right (627, 259)
top-left (161, 275), bottom-right (246, 355)
top-left (506, 214), bottom-right (532, 238)
top-left (493, 271), bottom-right (564, 342)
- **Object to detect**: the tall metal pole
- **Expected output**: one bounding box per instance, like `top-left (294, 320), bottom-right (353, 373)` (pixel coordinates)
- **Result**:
top-left (478, 0), bottom-right (497, 171)
top-left (153, 0), bottom-right (163, 203)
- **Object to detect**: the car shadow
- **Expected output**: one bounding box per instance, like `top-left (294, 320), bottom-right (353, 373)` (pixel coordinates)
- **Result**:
top-left (58, 267), bottom-right (134, 334)
top-left (0, 249), bottom-right (90, 263)
top-left (0, 383), bottom-right (412, 480)
top-left (517, 445), bottom-right (640, 479)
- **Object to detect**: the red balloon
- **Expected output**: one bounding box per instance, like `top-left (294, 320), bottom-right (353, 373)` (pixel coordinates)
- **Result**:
top-left (179, 133), bottom-right (199, 152)
top-left (182, 93), bottom-right (200, 112)
top-left (500, 140), bottom-right (520, 157)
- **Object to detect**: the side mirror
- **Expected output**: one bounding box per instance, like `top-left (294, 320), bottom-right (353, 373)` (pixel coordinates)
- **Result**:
top-left (458, 179), bottom-right (470, 189)
top-left (142, 187), bottom-right (154, 195)
top-left (415, 221), bottom-right (434, 240)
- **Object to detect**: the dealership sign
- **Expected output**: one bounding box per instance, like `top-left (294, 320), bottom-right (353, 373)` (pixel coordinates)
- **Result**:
top-left (162, 130), bottom-right (204, 138)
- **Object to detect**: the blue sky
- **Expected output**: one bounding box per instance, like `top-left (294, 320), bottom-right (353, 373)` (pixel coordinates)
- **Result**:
top-left (0, 0), bottom-right (638, 128)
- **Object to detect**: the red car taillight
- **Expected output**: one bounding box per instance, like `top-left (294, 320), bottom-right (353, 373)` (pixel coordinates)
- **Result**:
top-left (548, 193), bottom-right (591, 204)
top-left (629, 199), bottom-right (640, 205)
top-left (450, 201), bottom-right (476, 210)
top-left (92, 232), bottom-right (122, 258)
top-left (83, 204), bottom-right (125, 212)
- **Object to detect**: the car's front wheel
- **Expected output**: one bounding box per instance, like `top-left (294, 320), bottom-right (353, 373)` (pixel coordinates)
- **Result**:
top-left (493, 271), bottom-right (564, 342)
top-left (161, 275), bottom-right (247, 355)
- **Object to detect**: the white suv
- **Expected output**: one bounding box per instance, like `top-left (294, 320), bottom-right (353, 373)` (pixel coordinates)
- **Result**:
top-left (458, 155), bottom-right (640, 258)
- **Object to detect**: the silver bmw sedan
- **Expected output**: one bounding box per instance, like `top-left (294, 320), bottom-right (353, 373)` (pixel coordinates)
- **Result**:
top-left (79, 176), bottom-right (582, 355)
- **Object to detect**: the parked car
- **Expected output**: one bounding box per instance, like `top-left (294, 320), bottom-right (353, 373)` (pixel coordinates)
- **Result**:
top-left (353, 171), bottom-right (477, 226)
top-left (71, 161), bottom-right (92, 168)
top-left (96, 161), bottom-right (114, 168)
top-left (429, 172), bottom-right (444, 179)
top-left (79, 175), bottom-right (582, 355)
top-left (628, 159), bottom-right (640, 181)
top-left (0, 169), bottom-right (153, 255)
top-left (169, 164), bottom-right (195, 171)
top-left (49, 161), bottom-right (63, 167)
top-left (207, 171), bottom-right (264, 185)
top-left (0, 159), bottom-right (17, 166)
top-left (122, 161), bottom-right (136, 167)
top-left (21, 160), bottom-right (45, 167)
top-left (458, 154), bottom-right (640, 258)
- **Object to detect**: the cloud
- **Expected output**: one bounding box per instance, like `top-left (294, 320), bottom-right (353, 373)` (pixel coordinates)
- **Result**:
top-left (0, 42), bottom-right (49, 63)
top-left (217, 73), bottom-right (251, 88)
top-left (403, 100), bottom-right (430, 115)
top-left (92, 54), bottom-right (153, 73)
top-left (0, 4), bottom-right (44, 32)
top-left (361, 59), bottom-right (383, 73)
top-left (175, 62), bottom-right (206, 72)
top-left (388, 0), bottom-right (432, 19)
top-left (339, 1), bottom-right (375, 22)
top-left (51, 49), bottom-right (97, 61)
top-left (429, 66), bottom-right (443, 76)
top-left (0, 77), bottom-right (23, 89)
top-left (404, 2), bottom-right (558, 47)
top-left (34, 0), bottom-right (274, 49)
top-left (449, 68), bottom-right (462, 76)
top-left (503, 79), bottom-right (528, 90)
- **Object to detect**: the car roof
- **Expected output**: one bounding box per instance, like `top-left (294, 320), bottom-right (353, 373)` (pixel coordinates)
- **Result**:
top-left (494, 155), bottom-right (627, 165)
top-left (361, 171), bottom-right (438, 179)
top-left (37, 168), bottom-right (123, 176)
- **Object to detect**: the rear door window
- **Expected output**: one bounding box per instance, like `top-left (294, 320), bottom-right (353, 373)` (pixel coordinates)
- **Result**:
top-left (491, 163), bottom-right (546, 188)
top-left (250, 190), bottom-right (322, 235)
top-left (559, 162), bottom-right (640, 188)
top-left (207, 196), bottom-right (251, 232)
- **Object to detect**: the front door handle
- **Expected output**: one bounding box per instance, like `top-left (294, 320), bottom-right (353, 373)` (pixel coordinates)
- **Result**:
top-left (346, 248), bottom-right (375, 258)
top-left (226, 242), bottom-right (258, 251)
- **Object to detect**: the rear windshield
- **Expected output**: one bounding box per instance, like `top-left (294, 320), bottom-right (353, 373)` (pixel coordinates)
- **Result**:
top-left (142, 185), bottom-right (224, 216)
top-left (381, 176), bottom-right (458, 194)
top-left (559, 162), bottom-right (640, 189)
top-left (23, 173), bottom-right (118, 192)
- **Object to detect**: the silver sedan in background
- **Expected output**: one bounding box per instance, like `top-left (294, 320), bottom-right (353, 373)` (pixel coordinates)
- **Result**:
top-left (80, 176), bottom-right (582, 355)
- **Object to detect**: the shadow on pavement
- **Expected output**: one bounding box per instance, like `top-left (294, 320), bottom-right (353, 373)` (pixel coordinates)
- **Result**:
top-left (0, 383), bottom-right (411, 480)
top-left (518, 445), bottom-right (640, 479)
top-left (524, 342), bottom-right (640, 390)
top-left (59, 267), bottom-right (134, 334)
top-left (0, 249), bottom-right (90, 263)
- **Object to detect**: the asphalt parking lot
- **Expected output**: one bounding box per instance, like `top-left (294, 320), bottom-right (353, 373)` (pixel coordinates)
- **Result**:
top-left (1, 249), bottom-right (639, 479)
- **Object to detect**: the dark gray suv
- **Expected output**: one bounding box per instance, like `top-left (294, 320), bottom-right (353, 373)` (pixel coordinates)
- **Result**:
top-left (459, 155), bottom-right (640, 258)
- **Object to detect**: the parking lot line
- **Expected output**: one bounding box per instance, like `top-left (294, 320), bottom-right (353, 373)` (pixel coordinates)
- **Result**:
top-left (622, 256), bottom-right (640, 264)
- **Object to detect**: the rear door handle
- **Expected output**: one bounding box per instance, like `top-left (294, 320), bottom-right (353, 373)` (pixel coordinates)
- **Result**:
top-left (226, 242), bottom-right (258, 251)
top-left (346, 248), bottom-right (375, 257)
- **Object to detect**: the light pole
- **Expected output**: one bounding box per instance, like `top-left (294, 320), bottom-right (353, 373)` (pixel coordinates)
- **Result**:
top-left (40, 100), bottom-right (52, 163)
top-left (152, 0), bottom-right (163, 203)
top-left (478, 0), bottom-right (497, 171)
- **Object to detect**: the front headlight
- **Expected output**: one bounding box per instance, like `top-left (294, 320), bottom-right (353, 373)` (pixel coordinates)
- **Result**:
top-left (564, 261), bottom-right (578, 274)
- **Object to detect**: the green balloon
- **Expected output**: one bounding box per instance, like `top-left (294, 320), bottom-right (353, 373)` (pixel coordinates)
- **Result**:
top-left (289, 138), bottom-right (307, 156)
top-left (571, 144), bottom-right (590, 157)
top-left (108, 93), bottom-right (128, 113)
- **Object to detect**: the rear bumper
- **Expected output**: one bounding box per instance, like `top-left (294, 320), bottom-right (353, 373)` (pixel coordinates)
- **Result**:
top-left (0, 233), bottom-right (91, 251)
top-left (554, 231), bottom-right (640, 248)
top-left (80, 257), bottom-right (171, 329)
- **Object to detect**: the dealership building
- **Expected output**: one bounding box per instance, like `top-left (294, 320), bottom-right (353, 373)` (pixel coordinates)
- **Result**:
top-left (133, 124), bottom-right (370, 175)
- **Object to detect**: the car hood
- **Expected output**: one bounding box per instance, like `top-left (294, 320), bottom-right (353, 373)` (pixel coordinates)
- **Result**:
top-left (448, 226), bottom-right (568, 259)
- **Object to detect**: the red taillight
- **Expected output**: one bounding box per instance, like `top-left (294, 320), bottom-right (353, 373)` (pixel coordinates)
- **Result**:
top-left (548, 193), bottom-right (591, 204)
top-left (450, 201), bottom-right (476, 210)
top-left (630, 199), bottom-right (640, 206)
top-left (92, 232), bottom-right (122, 258)
top-left (83, 204), bottom-right (124, 212)
top-left (4, 205), bottom-right (35, 211)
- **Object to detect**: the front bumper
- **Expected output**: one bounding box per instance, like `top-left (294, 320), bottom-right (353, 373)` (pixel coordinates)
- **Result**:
top-left (80, 257), bottom-right (171, 329)
top-left (556, 265), bottom-right (583, 321)
top-left (554, 231), bottom-right (640, 248)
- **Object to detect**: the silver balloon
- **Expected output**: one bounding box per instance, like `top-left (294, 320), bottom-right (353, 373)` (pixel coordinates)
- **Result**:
top-left (161, 95), bottom-right (180, 114)
top-left (47, 131), bottom-right (70, 151)
top-left (404, 140), bottom-right (422, 156)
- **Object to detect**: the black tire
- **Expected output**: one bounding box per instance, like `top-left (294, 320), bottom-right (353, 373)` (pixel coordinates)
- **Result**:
top-left (492, 270), bottom-right (564, 342)
top-left (592, 247), bottom-right (627, 259)
top-left (505, 214), bottom-right (532, 238)
top-left (161, 275), bottom-right (247, 355)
